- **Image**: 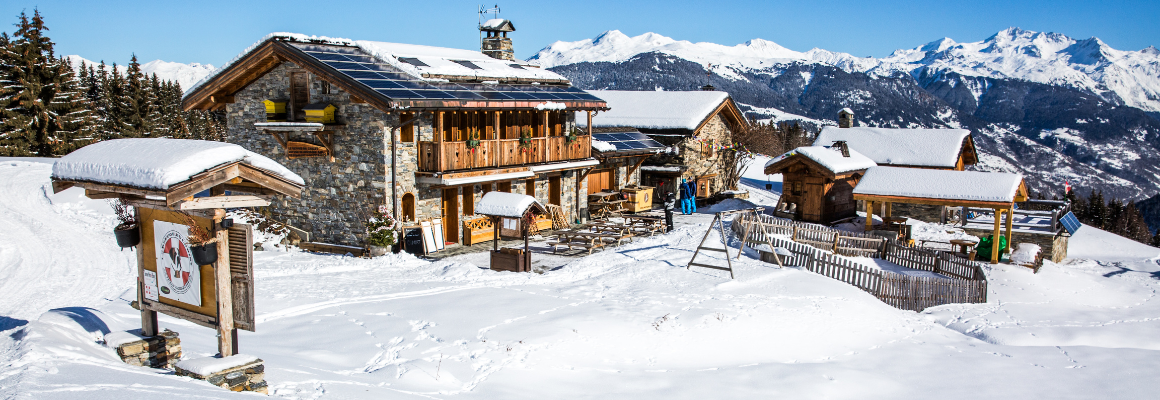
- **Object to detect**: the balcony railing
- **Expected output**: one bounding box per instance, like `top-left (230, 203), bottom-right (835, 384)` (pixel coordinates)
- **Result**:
top-left (419, 135), bottom-right (591, 172)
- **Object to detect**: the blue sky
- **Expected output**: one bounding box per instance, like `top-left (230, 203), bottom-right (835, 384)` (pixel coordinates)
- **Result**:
top-left (4, 0), bottom-right (1158, 66)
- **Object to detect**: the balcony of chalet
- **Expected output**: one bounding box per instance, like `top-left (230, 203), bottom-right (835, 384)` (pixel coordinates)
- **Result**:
top-left (412, 110), bottom-right (592, 172)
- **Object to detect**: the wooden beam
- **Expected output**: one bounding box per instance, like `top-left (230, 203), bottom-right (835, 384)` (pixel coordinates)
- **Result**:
top-left (992, 208), bottom-right (1002, 264)
top-left (853, 193), bottom-right (1013, 209)
top-left (1004, 208), bottom-right (1013, 254)
top-left (84, 189), bottom-right (123, 200)
top-left (494, 111), bottom-right (501, 167)
top-left (865, 201), bottom-right (874, 232)
top-left (313, 131), bottom-right (335, 162)
top-left (437, 111), bottom-right (444, 172)
top-left (178, 195), bottom-right (271, 210)
top-left (214, 223), bottom-right (236, 356)
top-left (222, 183), bottom-right (277, 196)
top-left (586, 111), bottom-right (592, 137)
top-left (52, 181), bottom-right (74, 194)
top-left (625, 157), bottom-right (648, 186)
top-left (210, 95), bottom-right (235, 104)
top-left (236, 164), bottom-right (303, 198)
top-left (141, 299), bottom-right (217, 329)
top-left (166, 163), bottom-right (242, 205)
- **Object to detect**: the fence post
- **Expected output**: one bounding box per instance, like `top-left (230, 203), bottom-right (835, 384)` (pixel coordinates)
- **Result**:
top-left (933, 254), bottom-right (942, 276)
top-left (832, 234), bottom-right (841, 254)
top-left (792, 226), bottom-right (798, 242)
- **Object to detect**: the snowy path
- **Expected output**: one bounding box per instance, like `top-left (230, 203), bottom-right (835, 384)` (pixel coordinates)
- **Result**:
top-left (0, 159), bottom-right (136, 322)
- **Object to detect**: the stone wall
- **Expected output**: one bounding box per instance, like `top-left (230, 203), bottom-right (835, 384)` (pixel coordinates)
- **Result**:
top-left (681, 113), bottom-right (732, 194)
top-left (227, 62), bottom-right (393, 246)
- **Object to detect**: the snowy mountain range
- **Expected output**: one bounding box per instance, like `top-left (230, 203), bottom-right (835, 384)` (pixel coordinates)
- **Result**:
top-left (533, 28), bottom-right (1160, 202)
top-left (66, 55), bottom-right (215, 92)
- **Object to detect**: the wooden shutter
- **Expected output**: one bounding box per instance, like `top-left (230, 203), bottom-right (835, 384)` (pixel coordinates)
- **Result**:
top-left (228, 224), bottom-right (256, 332)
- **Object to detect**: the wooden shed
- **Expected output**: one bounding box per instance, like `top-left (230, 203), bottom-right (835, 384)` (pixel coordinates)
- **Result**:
top-left (763, 144), bottom-right (877, 224)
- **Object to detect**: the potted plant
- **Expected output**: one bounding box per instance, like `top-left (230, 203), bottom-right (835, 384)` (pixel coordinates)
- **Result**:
top-left (109, 199), bottom-right (140, 248)
top-left (179, 212), bottom-right (219, 266)
top-left (466, 131), bottom-right (481, 153)
top-left (366, 205), bottom-right (399, 257)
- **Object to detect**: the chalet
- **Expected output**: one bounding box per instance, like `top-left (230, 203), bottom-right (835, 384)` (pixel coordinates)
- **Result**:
top-left (182, 23), bottom-right (608, 247)
top-left (814, 109), bottom-right (980, 222)
top-left (763, 144), bottom-right (877, 223)
top-left (578, 90), bottom-right (746, 202)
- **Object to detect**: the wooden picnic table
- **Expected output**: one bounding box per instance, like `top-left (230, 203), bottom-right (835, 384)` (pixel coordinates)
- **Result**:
top-left (950, 239), bottom-right (978, 255)
top-left (621, 215), bottom-right (666, 236)
top-left (549, 226), bottom-right (635, 254)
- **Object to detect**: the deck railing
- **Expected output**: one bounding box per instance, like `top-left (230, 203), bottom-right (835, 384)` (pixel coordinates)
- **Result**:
top-left (419, 135), bottom-right (591, 172)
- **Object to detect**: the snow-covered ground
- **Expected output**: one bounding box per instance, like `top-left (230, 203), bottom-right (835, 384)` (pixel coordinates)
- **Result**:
top-left (2, 157), bottom-right (1160, 399)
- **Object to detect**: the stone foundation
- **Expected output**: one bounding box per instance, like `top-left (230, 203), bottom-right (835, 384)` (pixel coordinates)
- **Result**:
top-left (176, 355), bottom-right (268, 394)
top-left (104, 329), bottom-right (181, 369)
top-left (963, 228), bottom-right (1069, 264)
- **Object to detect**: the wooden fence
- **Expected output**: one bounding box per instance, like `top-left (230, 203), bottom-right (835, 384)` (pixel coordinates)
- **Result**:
top-left (729, 209), bottom-right (988, 312)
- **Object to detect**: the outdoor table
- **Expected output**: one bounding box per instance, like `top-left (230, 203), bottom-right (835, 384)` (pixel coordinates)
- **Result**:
top-left (950, 239), bottom-right (978, 254)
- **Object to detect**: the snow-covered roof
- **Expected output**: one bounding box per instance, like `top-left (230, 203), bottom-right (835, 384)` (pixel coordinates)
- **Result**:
top-left (356, 40), bottom-right (566, 83)
top-left (578, 90), bottom-right (731, 130)
top-left (475, 192), bottom-right (545, 218)
top-left (186, 33), bottom-right (570, 97)
top-left (853, 166), bottom-right (1024, 203)
top-left (480, 19), bottom-right (513, 31)
top-left (765, 146), bottom-right (877, 175)
top-left (813, 127), bottom-right (971, 168)
top-left (52, 139), bottom-right (304, 190)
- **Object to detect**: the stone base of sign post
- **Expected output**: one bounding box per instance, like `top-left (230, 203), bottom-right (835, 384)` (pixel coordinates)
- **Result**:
top-left (103, 329), bottom-right (182, 369)
top-left (176, 355), bottom-right (268, 394)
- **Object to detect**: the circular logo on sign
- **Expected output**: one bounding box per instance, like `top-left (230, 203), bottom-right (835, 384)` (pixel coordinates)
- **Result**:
top-left (159, 230), bottom-right (195, 295)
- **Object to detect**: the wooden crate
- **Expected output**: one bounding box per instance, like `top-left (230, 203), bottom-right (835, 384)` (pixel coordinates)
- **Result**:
top-left (490, 249), bottom-right (528, 272)
top-left (620, 186), bottom-right (654, 213)
top-left (303, 103), bottom-right (336, 124)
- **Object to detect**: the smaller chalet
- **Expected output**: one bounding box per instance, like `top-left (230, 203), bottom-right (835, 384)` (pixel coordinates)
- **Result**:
top-left (580, 90), bottom-right (746, 202)
top-left (764, 144), bottom-right (877, 223)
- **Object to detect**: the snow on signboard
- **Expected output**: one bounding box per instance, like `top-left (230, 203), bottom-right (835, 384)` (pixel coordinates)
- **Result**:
top-left (153, 220), bottom-right (201, 307)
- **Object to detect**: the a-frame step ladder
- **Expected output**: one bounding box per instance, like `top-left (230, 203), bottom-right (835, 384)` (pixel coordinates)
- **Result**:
top-left (686, 210), bottom-right (746, 279)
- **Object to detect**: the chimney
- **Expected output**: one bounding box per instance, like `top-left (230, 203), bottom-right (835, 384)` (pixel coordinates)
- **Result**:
top-left (838, 108), bottom-right (854, 128)
top-left (832, 140), bottom-right (850, 157)
top-left (479, 19), bottom-right (515, 61)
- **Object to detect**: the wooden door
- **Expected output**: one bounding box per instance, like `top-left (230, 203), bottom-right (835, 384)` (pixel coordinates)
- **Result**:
top-left (587, 169), bottom-right (612, 194)
top-left (802, 183), bottom-right (824, 222)
top-left (462, 186), bottom-right (474, 216)
top-left (441, 188), bottom-right (459, 244)
top-left (549, 176), bottom-right (562, 206)
top-left (497, 181), bottom-right (511, 193)
top-left (525, 179), bottom-right (536, 197)
top-left (290, 72), bottom-right (309, 121)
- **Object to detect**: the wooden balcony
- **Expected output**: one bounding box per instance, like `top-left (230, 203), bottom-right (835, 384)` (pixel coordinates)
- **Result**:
top-left (419, 135), bottom-right (592, 172)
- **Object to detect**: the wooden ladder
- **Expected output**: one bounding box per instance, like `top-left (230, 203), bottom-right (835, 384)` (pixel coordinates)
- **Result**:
top-left (686, 210), bottom-right (746, 279)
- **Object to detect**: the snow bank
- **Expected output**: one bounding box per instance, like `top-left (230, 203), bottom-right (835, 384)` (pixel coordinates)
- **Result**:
top-left (853, 166), bottom-right (1022, 203)
top-left (102, 330), bottom-right (148, 348)
top-left (814, 126), bottom-right (971, 168)
top-left (578, 90), bottom-right (730, 130)
top-left (765, 146), bottom-right (876, 174)
top-left (175, 354), bottom-right (260, 376)
top-left (591, 139), bottom-right (616, 152)
top-left (52, 138), bottom-right (304, 190)
top-left (1011, 243), bottom-right (1041, 265)
top-left (475, 191), bottom-right (542, 217)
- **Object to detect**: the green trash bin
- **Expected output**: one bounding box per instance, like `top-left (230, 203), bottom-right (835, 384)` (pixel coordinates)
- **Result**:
top-left (975, 234), bottom-right (1007, 259)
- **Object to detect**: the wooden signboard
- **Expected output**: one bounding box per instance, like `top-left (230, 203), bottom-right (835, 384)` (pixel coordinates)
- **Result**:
top-left (420, 221), bottom-right (436, 254)
top-left (286, 141), bottom-right (329, 159)
top-left (500, 217), bottom-right (522, 238)
top-left (431, 220), bottom-right (446, 251)
top-left (137, 208), bottom-right (220, 328)
top-left (136, 209), bottom-right (255, 333)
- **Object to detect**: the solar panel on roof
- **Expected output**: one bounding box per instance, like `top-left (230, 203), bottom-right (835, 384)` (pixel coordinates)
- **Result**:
top-left (1060, 211), bottom-right (1082, 235)
top-left (398, 57), bottom-right (429, 67)
top-left (323, 61), bottom-right (370, 71)
top-left (452, 60), bottom-right (483, 70)
top-left (305, 52), bottom-right (352, 62)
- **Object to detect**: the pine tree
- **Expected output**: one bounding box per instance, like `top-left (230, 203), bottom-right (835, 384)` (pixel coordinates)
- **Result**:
top-left (104, 63), bottom-right (132, 137)
top-left (1151, 231), bottom-right (1160, 248)
top-left (0, 10), bottom-right (94, 156)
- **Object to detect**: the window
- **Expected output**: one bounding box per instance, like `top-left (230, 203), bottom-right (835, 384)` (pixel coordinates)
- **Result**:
top-left (452, 60), bottom-right (483, 70)
top-left (792, 182), bottom-right (804, 196)
top-left (398, 57), bottom-right (429, 67)
top-left (701, 141), bottom-right (714, 158)
top-left (320, 80), bottom-right (331, 94)
top-left (400, 112), bottom-right (415, 143)
top-left (401, 193), bottom-right (416, 222)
